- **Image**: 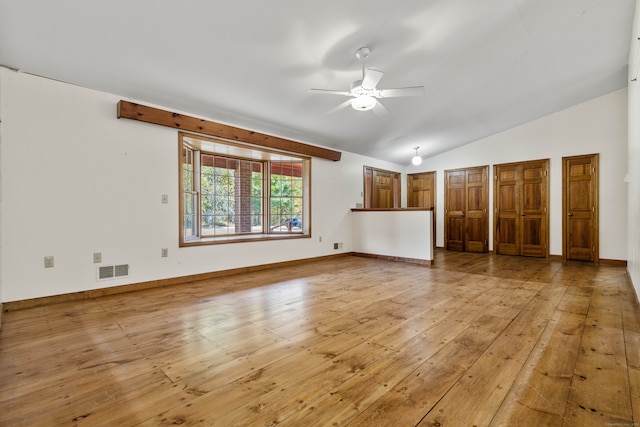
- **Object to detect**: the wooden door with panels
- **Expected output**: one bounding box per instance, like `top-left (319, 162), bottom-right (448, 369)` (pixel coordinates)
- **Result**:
top-left (408, 171), bottom-right (436, 247)
top-left (444, 166), bottom-right (489, 253)
top-left (364, 166), bottom-right (400, 208)
top-left (408, 172), bottom-right (435, 209)
top-left (494, 159), bottom-right (549, 257)
top-left (563, 154), bottom-right (599, 262)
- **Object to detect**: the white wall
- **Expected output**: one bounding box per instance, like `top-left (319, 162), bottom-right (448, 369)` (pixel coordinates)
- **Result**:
top-left (408, 88), bottom-right (628, 260)
top-left (628, 1), bottom-right (640, 294)
top-left (0, 68), bottom-right (403, 302)
top-left (352, 210), bottom-right (433, 261)
top-left (0, 65), bottom-right (633, 303)
top-left (0, 69), bottom-right (4, 309)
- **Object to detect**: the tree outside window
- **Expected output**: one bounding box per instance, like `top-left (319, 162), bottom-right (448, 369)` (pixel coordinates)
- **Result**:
top-left (180, 134), bottom-right (310, 245)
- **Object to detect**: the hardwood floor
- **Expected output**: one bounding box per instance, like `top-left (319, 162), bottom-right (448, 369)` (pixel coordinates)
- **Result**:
top-left (1, 251), bottom-right (638, 426)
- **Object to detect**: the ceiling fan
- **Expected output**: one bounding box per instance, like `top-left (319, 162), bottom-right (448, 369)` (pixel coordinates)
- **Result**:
top-left (309, 47), bottom-right (425, 115)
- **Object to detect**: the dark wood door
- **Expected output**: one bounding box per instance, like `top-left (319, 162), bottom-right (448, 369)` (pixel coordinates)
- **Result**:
top-left (520, 160), bottom-right (548, 257)
top-left (465, 167), bottom-right (488, 253)
top-left (445, 170), bottom-right (465, 251)
top-left (408, 172), bottom-right (435, 209)
top-left (364, 166), bottom-right (400, 209)
top-left (494, 159), bottom-right (549, 257)
top-left (408, 171), bottom-right (436, 247)
top-left (445, 167), bottom-right (488, 253)
top-left (372, 169), bottom-right (395, 208)
top-left (563, 154), bottom-right (599, 261)
top-left (494, 164), bottom-right (520, 255)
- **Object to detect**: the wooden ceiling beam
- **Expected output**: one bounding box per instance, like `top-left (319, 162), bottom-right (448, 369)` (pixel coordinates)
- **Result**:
top-left (117, 100), bottom-right (342, 161)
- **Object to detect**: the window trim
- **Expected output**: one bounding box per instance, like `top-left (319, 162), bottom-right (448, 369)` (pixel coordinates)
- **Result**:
top-left (179, 132), bottom-right (311, 246)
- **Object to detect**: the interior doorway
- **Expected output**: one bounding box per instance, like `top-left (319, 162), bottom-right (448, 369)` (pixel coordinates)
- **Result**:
top-left (494, 159), bottom-right (549, 257)
top-left (363, 166), bottom-right (401, 208)
top-left (408, 171), bottom-right (436, 248)
top-left (444, 166), bottom-right (489, 253)
top-left (563, 154), bottom-right (599, 262)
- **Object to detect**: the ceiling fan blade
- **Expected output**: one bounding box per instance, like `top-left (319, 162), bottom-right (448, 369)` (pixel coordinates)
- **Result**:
top-left (326, 99), bottom-right (353, 114)
top-left (372, 100), bottom-right (389, 116)
top-left (361, 69), bottom-right (384, 90)
top-left (379, 86), bottom-right (425, 98)
top-left (308, 88), bottom-right (351, 96)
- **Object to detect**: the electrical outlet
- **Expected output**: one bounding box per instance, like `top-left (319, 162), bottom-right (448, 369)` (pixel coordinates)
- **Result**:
top-left (161, 248), bottom-right (168, 257)
top-left (333, 243), bottom-right (339, 250)
top-left (44, 256), bottom-right (54, 268)
top-left (93, 252), bottom-right (102, 263)
top-left (319, 236), bottom-right (322, 243)
top-left (161, 194), bottom-right (168, 204)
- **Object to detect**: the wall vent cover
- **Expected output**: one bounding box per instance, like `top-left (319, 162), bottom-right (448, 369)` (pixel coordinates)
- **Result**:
top-left (97, 264), bottom-right (130, 281)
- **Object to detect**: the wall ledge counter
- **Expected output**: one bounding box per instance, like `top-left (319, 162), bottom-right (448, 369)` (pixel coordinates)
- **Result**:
top-left (351, 208), bottom-right (434, 264)
top-left (351, 208), bottom-right (433, 212)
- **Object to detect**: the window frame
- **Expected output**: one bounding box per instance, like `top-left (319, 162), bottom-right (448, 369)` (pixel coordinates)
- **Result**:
top-left (179, 132), bottom-right (311, 246)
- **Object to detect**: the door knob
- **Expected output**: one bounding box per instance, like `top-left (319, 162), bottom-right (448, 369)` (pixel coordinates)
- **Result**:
top-left (461, 211), bottom-right (465, 217)
top-left (568, 212), bottom-right (574, 217)
top-left (520, 213), bottom-right (526, 216)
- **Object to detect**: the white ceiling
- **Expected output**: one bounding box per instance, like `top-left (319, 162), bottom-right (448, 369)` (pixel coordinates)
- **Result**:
top-left (0, 0), bottom-right (635, 164)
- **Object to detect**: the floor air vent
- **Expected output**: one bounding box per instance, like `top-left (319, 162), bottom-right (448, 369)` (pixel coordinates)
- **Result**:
top-left (97, 264), bottom-right (130, 281)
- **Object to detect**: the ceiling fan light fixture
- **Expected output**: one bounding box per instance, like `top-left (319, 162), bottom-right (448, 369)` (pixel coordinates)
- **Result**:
top-left (351, 95), bottom-right (376, 111)
top-left (309, 46), bottom-right (424, 115)
top-left (411, 146), bottom-right (422, 165)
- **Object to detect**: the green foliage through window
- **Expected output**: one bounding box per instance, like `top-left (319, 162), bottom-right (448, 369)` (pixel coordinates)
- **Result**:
top-left (180, 137), bottom-right (309, 244)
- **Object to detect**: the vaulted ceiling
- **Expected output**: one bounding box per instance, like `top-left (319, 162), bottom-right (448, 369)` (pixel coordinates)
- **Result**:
top-left (0, 0), bottom-right (635, 164)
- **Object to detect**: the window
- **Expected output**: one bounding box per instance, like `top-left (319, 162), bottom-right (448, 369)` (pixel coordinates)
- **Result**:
top-left (180, 133), bottom-right (310, 245)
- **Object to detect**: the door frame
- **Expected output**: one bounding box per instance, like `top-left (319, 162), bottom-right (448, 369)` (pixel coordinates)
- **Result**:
top-left (493, 159), bottom-right (549, 258)
top-left (562, 153), bottom-right (599, 262)
top-left (444, 165), bottom-right (489, 253)
top-left (363, 166), bottom-right (401, 209)
top-left (407, 171), bottom-right (436, 248)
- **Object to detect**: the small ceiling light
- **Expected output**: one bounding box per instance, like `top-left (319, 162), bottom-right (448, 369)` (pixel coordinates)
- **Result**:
top-left (412, 146), bottom-right (422, 165)
top-left (351, 95), bottom-right (376, 111)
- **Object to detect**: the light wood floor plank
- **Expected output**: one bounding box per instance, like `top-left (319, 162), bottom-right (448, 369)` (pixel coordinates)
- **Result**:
top-left (488, 285), bottom-right (592, 426)
top-left (563, 285), bottom-right (634, 425)
top-left (419, 283), bottom-right (565, 427)
top-left (1, 251), bottom-right (638, 426)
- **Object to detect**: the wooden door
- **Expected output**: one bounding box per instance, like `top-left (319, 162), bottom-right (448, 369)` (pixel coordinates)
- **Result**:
top-left (520, 160), bottom-right (548, 257)
top-left (563, 154), bottom-right (599, 261)
top-left (373, 169), bottom-right (394, 208)
top-left (445, 170), bottom-right (465, 251)
top-left (494, 163), bottom-right (520, 255)
top-left (445, 167), bottom-right (488, 253)
top-left (464, 167), bottom-right (488, 253)
top-left (364, 167), bottom-right (400, 208)
top-left (494, 159), bottom-right (549, 257)
top-left (408, 171), bottom-right (436, 247)
top-left (408, 172), bottom-right (435, 209)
